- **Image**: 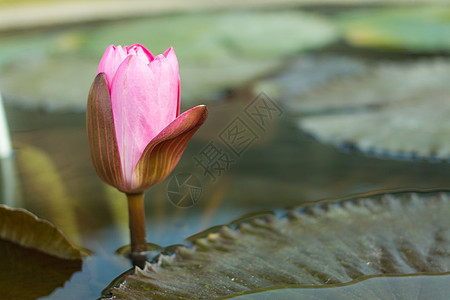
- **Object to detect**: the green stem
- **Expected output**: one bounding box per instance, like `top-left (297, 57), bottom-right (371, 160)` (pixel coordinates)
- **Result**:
top-left (126, 193), bottom-right (147, 254)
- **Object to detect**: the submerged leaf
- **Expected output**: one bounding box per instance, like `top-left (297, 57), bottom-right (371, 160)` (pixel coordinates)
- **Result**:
top-left (15, 145), bottom-right (81, 243)
top-left (102, 191), bottom-right (450, 299)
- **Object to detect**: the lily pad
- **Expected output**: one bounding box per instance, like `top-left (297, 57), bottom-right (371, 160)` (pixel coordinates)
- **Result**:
top-left (294, 58), bottom-right (450, 161)
top-left (231, 274), bottom-right (450, 299)
top-left (79, 11), bottom-right (337, 61)
top-left (253, 54), bottom-right (367, 101)
top-left (0, 204), bottom-right (82, 259)
top-left (0, 10), bottom-right (337, 111)
top-left (0, 205), bottom-right (82, 299)
top-left (102, 191), bottom-right (450, 299)
top-left (338, 5), bottom-right (450, 52)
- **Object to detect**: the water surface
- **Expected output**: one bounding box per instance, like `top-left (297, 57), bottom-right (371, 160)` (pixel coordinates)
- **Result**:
top-left (2, 100), bottom-right (449, 298)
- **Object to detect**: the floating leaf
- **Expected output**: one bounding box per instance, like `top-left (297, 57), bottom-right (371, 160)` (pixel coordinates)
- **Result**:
top-left (294, 58), bottom-right (450, 161)
top-left (0, 204), bottom-right (81, 259)
top-left (231, 274), bottom-right (450, 299)
top-left (0, 205), bottom-right (82, 299)
top-left (254, 55), bottom-right (367, 101)
top-left (102, 191), bottom-right (450, 299)
top-left (0, 10), bottom-right (337, 111)
top-left (79, 11), bottom-right (337, 62)
top-left (0, 57), bottom-right (96, 112)
top-left (338, 5), bottom-right (450, 52)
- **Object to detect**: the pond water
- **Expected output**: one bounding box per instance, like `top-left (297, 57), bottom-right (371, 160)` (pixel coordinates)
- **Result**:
top-left (0, 4), bottom-right (449, 299)
top-left (2, 97), bottom-right (450, 298)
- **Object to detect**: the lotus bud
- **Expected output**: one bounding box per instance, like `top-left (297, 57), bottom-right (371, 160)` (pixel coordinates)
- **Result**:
top-left (86, 44), bottom-right (207, 259)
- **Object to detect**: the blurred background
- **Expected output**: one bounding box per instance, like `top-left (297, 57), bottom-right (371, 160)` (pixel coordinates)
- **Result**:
top-left (0, 0), bottom-right (449, 298)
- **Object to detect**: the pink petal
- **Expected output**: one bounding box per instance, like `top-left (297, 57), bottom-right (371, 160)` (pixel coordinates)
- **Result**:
top-left (163, 47), bottom-right (179, 77)
top-left (98, 45), bottom-right (127, 89)
top-left (126, 44), bottom-right (154, 62)
top-left (110, 53), bottom-right (179, 188)
top-left (147, 53), bottom-right (179, 123)
top-left (163, 47), bottom-right (180, 116)
top-left (130, 105), bottom-right (208, 192)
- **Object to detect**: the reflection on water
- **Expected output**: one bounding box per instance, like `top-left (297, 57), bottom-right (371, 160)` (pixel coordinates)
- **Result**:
top-left (0, 157), bottom-right (16, 206)
top-left (1, 100), bottom-right (450, 298)
top-left (0, 238), bottom-right (82, 300)
top-left (230, 274), bottom-right (450, 299)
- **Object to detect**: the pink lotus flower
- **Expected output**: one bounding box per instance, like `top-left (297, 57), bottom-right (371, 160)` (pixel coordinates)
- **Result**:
top-left (87, 44), bottom-right (207, 194)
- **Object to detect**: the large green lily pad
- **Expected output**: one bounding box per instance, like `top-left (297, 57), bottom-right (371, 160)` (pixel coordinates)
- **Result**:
top-left (0, 10), bottom-right (337, 111)
top-left (102, 191), bottom-right (450, 299)
top-left (294, 58), bottom-right (450, 161)
top-left (231, 274), bottom-right (450, 299)
top-left (338, 5), bottom-right (450, 52)
top-left (0, 205), bottom-right (83, 299)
